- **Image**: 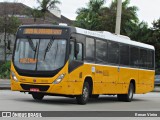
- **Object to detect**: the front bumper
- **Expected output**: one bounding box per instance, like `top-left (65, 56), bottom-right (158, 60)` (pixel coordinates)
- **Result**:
top-left (11, 79), bottom-right (82, 95)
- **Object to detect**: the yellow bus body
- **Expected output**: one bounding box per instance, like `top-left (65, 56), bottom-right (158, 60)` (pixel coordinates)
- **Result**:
top-left (11, 60), bottom-right (155, 95)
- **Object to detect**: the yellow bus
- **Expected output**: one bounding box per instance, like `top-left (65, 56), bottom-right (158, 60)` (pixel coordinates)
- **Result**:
top-left (11, 25), bottom-right (155, 104)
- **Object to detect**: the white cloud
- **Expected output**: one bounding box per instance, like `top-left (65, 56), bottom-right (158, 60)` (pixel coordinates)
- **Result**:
top-left (130, 0), bottom-right (160, 26)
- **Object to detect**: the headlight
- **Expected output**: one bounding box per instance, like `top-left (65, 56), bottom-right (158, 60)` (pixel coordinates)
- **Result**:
top-left (53, 74), bottom-right (65, 84)
top-left (11, 72), bottom-right (18, 82)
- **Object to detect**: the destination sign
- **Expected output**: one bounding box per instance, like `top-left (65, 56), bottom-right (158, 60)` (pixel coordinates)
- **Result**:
top-left (23, 28), bottom-right (62, 35)
top-left (19, 58), bottom-right (37, 64)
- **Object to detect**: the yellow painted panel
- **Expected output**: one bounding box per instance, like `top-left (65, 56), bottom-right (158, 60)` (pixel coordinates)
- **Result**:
top-left (11, 60), bottom-right (155, 95)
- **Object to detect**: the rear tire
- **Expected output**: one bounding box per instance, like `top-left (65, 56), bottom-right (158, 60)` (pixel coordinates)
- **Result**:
top-left (117, 82), bottom-right (134, 102)
top-left (76, 82), bottom-right (90, 105)
top-left (32, 93), bottom-right (44, 100)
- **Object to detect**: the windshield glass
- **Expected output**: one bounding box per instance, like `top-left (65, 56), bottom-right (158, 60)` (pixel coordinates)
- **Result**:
top-left (14, 38), bottom-right (67, 71)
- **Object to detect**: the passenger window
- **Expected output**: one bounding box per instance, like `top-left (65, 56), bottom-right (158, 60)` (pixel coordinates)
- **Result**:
top-left (76, 43), bottom-right (83, 61)
top-left (86, 38), bottom-right (95, 62)
top-left (130, 46), bottom-right (139, 67)
top-left (108, 41), bottom-right (119, 64)
top-left (147, 50), bottom-right (152, 69)
top-left (151, 51), bottom-right (155, 69)
top-left (96, 40), bottom-right (108, 63)
top-left (139, 49), bottom-right (147, 68)
top-left (69, 41), bottom-right (75, 62)
top-left (120, 44), bottom-right (129, 66)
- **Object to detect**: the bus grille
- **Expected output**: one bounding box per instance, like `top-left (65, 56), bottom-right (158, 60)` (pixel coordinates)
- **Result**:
top-left (20, 84), bottom-right (50, 91)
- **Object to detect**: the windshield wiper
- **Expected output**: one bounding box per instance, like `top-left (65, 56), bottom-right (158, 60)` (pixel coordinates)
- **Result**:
top-left (28, 38), bottom-right (36, 51)
top-left (27, 38), bottom-right (38, 60)
top-left (44, 39), bottom-right (54, 60)
top-left (34, 41), bottom-right (38, 60)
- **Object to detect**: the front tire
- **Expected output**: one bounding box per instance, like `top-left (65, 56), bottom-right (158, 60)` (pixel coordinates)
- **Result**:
top-left (117, 82), bottom-right (134, 102)
top-left (32, 93), bottom-right (44, 100)
top-left (76, 82), bottom-right (90, 105)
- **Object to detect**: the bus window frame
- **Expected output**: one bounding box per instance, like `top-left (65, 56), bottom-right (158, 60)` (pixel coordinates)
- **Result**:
top-left (69, 32), bottom-right (155, 71)
top-left (95, 39), bottom-right (108, 64)
top-left (76, 42), bottom-right (84, 61)
top-left (85, 37), bottom-right (96, 63)
top-left (12, 27), bottom-right (71, 77)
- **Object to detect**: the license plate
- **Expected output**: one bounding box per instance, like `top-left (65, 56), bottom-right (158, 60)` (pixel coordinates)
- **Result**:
top-left (30, 88), bottom-right (40, 92)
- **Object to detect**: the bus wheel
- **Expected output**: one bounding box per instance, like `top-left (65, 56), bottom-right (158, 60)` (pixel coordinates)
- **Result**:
top-left (32, 93), bottom-right (44, 100)
top-left (117, 82), bottom-right (134, 102)
top-left (76, 82), bottom-right (90, 105)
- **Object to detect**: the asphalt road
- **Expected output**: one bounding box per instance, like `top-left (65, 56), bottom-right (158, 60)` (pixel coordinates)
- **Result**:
top-left (1, 90), bottom-right (160, 120)
top-left (0, 90), bottom-right (160, 111)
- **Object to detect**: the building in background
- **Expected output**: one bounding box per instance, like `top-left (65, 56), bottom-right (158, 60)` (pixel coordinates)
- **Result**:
top-left (0, 2), bottom-right (73, 61)
top-left (0, 2), bottom-right (73, 25)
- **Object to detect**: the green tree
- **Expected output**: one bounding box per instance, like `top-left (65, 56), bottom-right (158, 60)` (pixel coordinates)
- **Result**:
top-left (103, 0), bottom-right (138, 35)
top-left (37, 0), bottom-right (61, 20)
top-left (75, 0), bottom-right (106, 30)
top-left (0, 16), bottom-right (21, 62)
top-left (0, 16), bottom-right (21, 35)
top-left (150, 18), bottom-right (160, 73)
top-left (6, 16), bottom-right (21, 35)
top-left (25, 8), bottom-right (43, 23)
top-left (152, 18), bottom-right (160, 40)
top-left (75, 0), bottom-right (139, 36)
top-left (130, 21), bottom-right (152, 42)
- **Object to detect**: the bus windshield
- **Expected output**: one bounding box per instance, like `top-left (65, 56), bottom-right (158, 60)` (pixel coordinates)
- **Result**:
top-left (14, 38), bottom-right (67, 71)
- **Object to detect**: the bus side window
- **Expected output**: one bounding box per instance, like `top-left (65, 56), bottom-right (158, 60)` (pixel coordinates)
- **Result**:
top-left (69, 41), bottom-right (75, 62)
top-left (86, 37), bottom-right (95, 62)
top-left (76, 43), bottom-right (83, 61)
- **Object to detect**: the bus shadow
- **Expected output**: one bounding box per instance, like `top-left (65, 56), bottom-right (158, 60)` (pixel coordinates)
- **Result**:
top-left (14, 96), bottom-right (148, 105)
top-left (15, 97), bottom-right (77, 105)
top-left (88, 96), bottom-right (147, 104)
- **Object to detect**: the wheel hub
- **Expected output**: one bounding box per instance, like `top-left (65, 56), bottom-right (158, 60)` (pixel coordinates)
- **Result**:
top-left (83, 87), bottom-right (89, 100)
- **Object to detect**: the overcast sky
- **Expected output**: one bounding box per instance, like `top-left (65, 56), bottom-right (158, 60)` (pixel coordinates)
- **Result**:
top-left (2, 0), bottom-right (160, 27)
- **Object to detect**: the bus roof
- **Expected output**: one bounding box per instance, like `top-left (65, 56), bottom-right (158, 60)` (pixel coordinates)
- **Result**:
top-left (74, 27), bottom-right (155, 50)
top-left (19, 24), bottom-right (70, 29)
top-left (18, 25), bottom-right (154, 50)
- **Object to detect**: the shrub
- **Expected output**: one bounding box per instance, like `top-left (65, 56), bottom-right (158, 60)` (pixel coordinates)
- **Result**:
top-left (0, 61), bottom-right (11, 79)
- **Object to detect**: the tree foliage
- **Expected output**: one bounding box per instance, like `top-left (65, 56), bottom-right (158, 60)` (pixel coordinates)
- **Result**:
top-left (75, 0), bottom-right (139, 36)
top-left (75, 0), bottom-right (160, 73)
top-left (37, 0), bottom-right (61, 20)
top-left (0, 16), bottom-right (21, 62)
top-left (25, 8), bottom-right (43, 23)
top-left (150, 19), bottom-right (160, 73)
top-left (0, 16), bottom-right (21, 35)
top-left (130, 21), bottom-right (152, 42)
top-left (75, 0), bottom-right (106, 30)
top-left (0, 61), bottom-right (11, 79)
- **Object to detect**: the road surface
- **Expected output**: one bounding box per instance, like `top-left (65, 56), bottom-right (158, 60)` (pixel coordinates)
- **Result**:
top-left (0, 90), bottom-right (160, 111)
top-left (1, 90), bottom-right (160, 119)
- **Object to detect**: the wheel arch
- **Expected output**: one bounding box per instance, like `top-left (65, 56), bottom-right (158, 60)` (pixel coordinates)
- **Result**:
top-left (130, 79), bottom-right (136, 93)
top-left (84, 76), bottom-right (93, 95)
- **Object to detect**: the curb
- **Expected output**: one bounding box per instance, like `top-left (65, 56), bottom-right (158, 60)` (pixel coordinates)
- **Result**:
top-left (0, 79), bottom-right (10, 90)
top-left (0, 87), bottom-right (11, 90)
top-left (152, 86), bottom-right (160, 92)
